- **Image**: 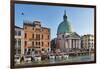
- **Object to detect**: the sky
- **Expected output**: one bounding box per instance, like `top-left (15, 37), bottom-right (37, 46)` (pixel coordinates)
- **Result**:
top-left (15, 3), bottom-right (94, 39)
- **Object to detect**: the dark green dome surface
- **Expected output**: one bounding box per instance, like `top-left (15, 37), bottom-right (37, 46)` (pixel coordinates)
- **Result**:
top-left (57, 10), bottom-right (72, 34)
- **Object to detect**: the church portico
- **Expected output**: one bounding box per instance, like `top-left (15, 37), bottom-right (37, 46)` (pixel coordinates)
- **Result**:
top-left (63, 38), bottom-right (81, 51)
top-left (56, 10), bottom-right (81, 52)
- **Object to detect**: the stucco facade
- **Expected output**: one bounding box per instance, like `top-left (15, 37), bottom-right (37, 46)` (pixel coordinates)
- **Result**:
top-left (81, 34), bottom-right (94, 50)
top-left (15, 26), bottom-right (24, 57)
top-left (23, 21), bottom-right (50, 55)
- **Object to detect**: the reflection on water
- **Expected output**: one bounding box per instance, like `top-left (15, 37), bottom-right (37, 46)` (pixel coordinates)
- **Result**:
top-left (16, 53), bottom-right (94, 66)
top-left (32, 54), bottom-right (94, 65)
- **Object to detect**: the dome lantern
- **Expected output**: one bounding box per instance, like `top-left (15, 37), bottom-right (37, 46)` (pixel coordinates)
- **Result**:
top-left (63, 10), bottom-right (67, 21)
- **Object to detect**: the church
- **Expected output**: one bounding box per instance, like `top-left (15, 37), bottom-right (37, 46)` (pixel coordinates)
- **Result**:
top-left (56, 10), bottom-right (81, 52)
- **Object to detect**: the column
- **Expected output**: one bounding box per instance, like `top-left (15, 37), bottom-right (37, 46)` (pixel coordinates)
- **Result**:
top-left (69, 39), bottom-right (72, 49)
top-left (76, 40), bottom-right (78, 48)
top-left (66, 40), bottom-right (69, 52)
top-left (73, 39), bottom-right (75, 48)
top-left (67, 39), bottom-right (69, 49)
top-left (65, 40), bottom-right (67, 49)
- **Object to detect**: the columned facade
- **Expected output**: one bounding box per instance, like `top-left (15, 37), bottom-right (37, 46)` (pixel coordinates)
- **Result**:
top-left (57, 10), bottom-right (81, 52)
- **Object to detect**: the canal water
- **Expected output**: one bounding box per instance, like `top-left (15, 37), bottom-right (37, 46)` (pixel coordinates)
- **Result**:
top-left (16, 53), bottom-right (94, 66)
top-left (32, 54), bottom-right (94, 65)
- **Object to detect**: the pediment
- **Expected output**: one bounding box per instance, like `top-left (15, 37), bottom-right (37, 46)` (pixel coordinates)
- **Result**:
top-left (65, 32), bottom-right (80, 39)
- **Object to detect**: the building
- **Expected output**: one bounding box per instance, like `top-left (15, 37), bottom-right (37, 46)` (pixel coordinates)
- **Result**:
top-left (81, 34), bottom-right (94, 50)
top-left (15, 26), bottom-right (24, 57)
top-left (56, 10), bottom-right (81, 52)
top-left (51, 38), bottom-right (57, 51)
top-left (23, 20), bottom-right (50, 55)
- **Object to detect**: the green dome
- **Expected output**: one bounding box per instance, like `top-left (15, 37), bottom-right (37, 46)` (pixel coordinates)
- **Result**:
top-left (57, 20), bottom-right (72, 34)
top-left (57, 10), bottom-right (72, 34)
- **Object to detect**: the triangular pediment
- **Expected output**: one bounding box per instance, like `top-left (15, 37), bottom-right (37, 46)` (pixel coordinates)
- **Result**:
top-left (65, 32), bottom-right (80, 39)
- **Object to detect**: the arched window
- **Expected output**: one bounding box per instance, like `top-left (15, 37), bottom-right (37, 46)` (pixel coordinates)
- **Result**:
top-left (36, 34), bottom-right (40, 40)
top-left (18, 39), bottom-right (21, 47)
top-left (24, 33), bottom-right (27, 38)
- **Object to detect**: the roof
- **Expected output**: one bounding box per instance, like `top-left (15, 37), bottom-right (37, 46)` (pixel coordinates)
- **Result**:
top-left (82, 34), bottom-right (94, 37)
top-left (57, 11), bottom-right (72, 34)
top-left (42, 27), bottom-right (50, 30)
top-left (15, 26), bottom-right (23, 29)
top-left (23, 23), bottom-right (33, 26)
top-left (23, 20), bottom-right (41, 27)
top-left (22, 20), bottom-right (50, 31)
top-left (65, 32), bottom-right (80, 38)
top-left (57, 20), bottom-right (72, 34)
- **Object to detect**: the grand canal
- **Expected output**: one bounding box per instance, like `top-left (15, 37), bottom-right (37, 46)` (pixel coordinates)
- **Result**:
top-left (15, 53), bottom-right (94, 67)
top-left (32, 54), bottom-right (94, 64)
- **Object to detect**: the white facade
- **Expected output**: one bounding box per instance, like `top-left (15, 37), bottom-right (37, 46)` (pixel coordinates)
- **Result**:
top-left (82, 34), bottom-right (94, 50)
top-left (57, 32), bottom-right (81, 52)
top-left (15, 26), bottom-right (24, 57)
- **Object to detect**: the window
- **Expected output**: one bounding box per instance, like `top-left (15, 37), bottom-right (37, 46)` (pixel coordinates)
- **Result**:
top-left (42, 34), bottom-right (43, 39)
top-left (42, 42), bottom-right (43, 46)
top-left (36, 42), bottom-right (37, 45)
top-left (32, 48), bottom-right (34, 51)
top-left (88, 39), bottom-right (90, 41)
top-left (38, 42), bottom-right (40, 45)
top-left (32, 41), bottom-right (34, 46)
top-left (24, 41), bottom-right (27, 46)
top-left (36, 42), bottom-right (40, 45)
top-left (36, 28), bottom-right (40, 31)
top-left (42, 48), bottom-right (44, 51)
top-left (48, 42), bottom-right (49, 46)
top-left (18, 31), bottom-right (21, 36)
top-left (36, 34), bottom-right (40, 40)
top-left (28, 48), bottom-right (31, 52)
top-left (18, 39), bottom-right (21, 46)
top-left (24, 48), bottom-right (27, 54)
top-left (24, 33), bottom-right (27, 38)
top-left (33, 28), bottom-right (34, 30)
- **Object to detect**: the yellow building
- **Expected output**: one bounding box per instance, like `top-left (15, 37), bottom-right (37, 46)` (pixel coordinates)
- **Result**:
top-left (81, 34), bottom-right (94, 50)
top-left (23, 21), bottom-right (50, 55)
